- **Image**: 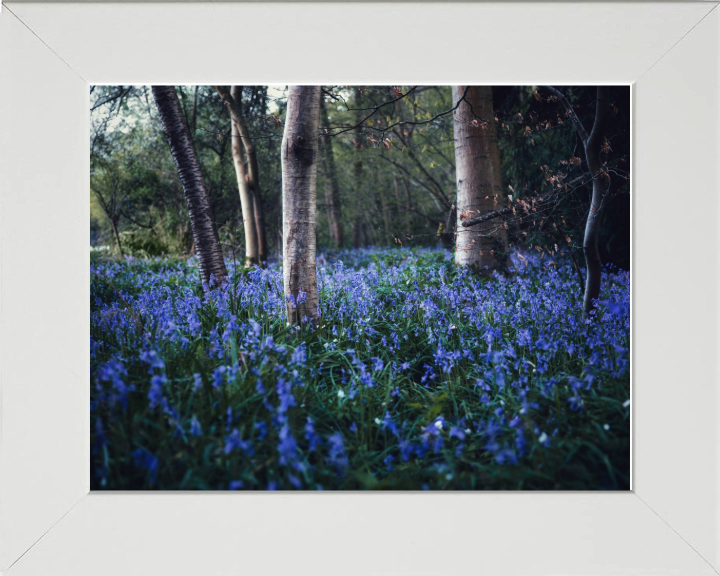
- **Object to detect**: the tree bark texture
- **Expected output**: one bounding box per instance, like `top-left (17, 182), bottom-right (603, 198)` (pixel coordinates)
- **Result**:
top-left (282, 86), bottom-right (321, 324)
top-left (319, 96), bottom-right (344, 248)
top-left (230, 86), bottom-right (258, 267)
top-left (214, 85), bottom-right (268, 265)
top-left (152, 86), bottom-right (227, 286)
top-left (452, 86), bottom-right (508, 271)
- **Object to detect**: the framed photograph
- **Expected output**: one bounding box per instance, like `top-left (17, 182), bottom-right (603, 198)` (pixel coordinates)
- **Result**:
top-left (1, 2), bottom-right (718, 574)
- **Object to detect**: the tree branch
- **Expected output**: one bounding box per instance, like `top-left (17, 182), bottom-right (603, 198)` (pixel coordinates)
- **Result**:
top-left (461, 174), bottom-right (590, 227)
top-left (543, 86), bottom-right (588, 145)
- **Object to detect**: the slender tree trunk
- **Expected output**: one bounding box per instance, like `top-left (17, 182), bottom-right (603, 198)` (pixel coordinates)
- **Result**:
top-left (282, 86), bottom-right (321, 324)
top-left (352, 220), bottom-right (362, 248)
top-left (392, 176), bottom-right (403, 231)
top-left (250, 173), bottom-right (268, 265)
top-left (110, 217), bottom-right (124, 257)
top-left (214, 86), bottom-right (268, 265)
top-left (544, 85), bottom-right (612, 315)
top-left (319, 96), bottom-right (344, 248)
top-left (230, 86), bottom-right (258, 267)
top-left (379, 185), bottom-right (391, 242)
top-left (152, 86), bottom-right (227, 286)
top-left (352, 87), bottom-right (364, 249)
top-left (452, 86), bottom-right (508, 271)
top-left (581, 87), bottom-right (612, 315)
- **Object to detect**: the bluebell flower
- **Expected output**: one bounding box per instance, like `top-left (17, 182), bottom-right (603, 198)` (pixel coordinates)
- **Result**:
top-left (224, 429), bottom-right (252, 455)
top-left (383, 454), bottom-right (394, 471)
top-left (131, 448), bottom-right (158, 485)
top-left (212, 366), bottom-right (227, 389)
top-left (326, 432), bottom-right (348, 473)
top-left (148, 374), bottom-right (167, 410)
top-left (190, 416), bottom-right (203, 437)
top-left (305, 417), bottom-right (322, 452)
top-left (254, 421), bottom-right (268, 441)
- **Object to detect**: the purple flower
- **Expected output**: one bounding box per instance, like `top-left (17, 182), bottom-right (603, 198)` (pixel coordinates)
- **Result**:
top-left (305, 417), bottom-right (322, 452)
top-left (190, 416), bottom-right (203, 436)
top-left (326, 432), bottom-right (348, 473)
top-left (131, 448), bottom-right (158, 485)
top-left (148, 374), bottom-right (167, 410)
top-left (277, 424), bottom-right (300, 468)
top-left (224, 429), bottom-right (252, 455)
top-left (254, 421), bottom-right (268, 441)
top-left (212, 366), bottom-right (227, 389)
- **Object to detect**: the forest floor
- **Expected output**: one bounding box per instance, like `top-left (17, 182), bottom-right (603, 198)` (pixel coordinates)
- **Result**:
top-left (90, 247), bottom-right (630, 490)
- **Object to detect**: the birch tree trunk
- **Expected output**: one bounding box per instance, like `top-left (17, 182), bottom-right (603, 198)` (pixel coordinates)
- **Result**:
top-left (152, 86), bottom-right (227, 286)
top-left (282, 86), bottom-right (321, 324)
top-left (452, 86), bottom-right (507, 271)
top-left (319, 96), bottom-right (344, 248)
top-left (230, 86), bottom-right (258, 267)
top-left (214, 85), bottom-right (268, 265)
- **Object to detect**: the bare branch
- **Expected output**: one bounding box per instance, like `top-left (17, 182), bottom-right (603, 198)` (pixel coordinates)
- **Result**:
top-left (461, 175), bottom-right (590, 228)
top-left (543, 86), bottom-right (588, 145)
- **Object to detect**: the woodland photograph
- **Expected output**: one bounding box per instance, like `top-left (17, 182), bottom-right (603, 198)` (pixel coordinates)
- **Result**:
top-left (90, 85), bottom-right (631, 490)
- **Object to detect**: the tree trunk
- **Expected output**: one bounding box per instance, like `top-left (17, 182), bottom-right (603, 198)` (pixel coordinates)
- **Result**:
top-left (452, 86), bottom-right (508, 271)
top-left (352, 219), bottom-right (362, 249)
top-left (379, 185), bottom-right (391, 242)
top-left (110, 217), bottom-right (124, 257)
top-left (152, 86), bottom-right (227, 286)
top-left (191, 85), bottom-right (198, 134)
top-left (214, 85), bottom-right (268, 265)
top-left (282, 86), bottom-right (321, 324)
top-left (352, 87), bottom-right (364, 249)
top-left (230, 87), bottom-right (258, 267)
top-left (319, 96), bottom-right (344, 248)
top-left (544, 85), bottom-right (612, 316)
top-left (581, 86), bottom-right (612, 315)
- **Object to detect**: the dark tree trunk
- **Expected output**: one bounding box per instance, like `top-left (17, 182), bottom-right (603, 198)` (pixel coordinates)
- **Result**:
top-left (111, 217), bottom-right (124, 257)
top-left (352, 87), bottom-right (364, 250)
top-left (545, 85), bottom-right (612, 315)
top-left (319, 96), bottom-right (344, 248)
top-left (581, 86), bottom-right (612, 315)
top-left (152, 86), bottom-right (227, 286)
top-left (282, 86), bottom-right (321, 324)
top-left (379, 186), bottom-right (391, 242)
top-left (352, 219), bottom-right (362, 249)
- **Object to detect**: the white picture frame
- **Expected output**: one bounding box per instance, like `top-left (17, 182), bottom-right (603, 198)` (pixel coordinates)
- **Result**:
top-left (0, 2), bottom-right (718, 574)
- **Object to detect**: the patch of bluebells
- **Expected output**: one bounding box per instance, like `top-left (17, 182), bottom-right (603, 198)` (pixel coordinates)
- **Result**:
top-left (91, 247), bottom-right (630, 490)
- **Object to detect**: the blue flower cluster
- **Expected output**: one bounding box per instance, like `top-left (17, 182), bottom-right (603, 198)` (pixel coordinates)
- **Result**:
top-left (91, 247), bottom-right (630, 490)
